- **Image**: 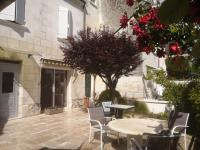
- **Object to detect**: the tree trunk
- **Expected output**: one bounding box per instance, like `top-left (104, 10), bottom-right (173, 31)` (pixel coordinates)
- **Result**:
top-left (92, 74), bottom-right (96, 100)
top-left (107, 78), bottom-right (118, 103)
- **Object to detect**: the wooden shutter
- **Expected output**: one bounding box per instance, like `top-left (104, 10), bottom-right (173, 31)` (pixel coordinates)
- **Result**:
top-left (58, 6), bottom-right (69, 38)
top-left (15, 0), bottom-right (25, 24)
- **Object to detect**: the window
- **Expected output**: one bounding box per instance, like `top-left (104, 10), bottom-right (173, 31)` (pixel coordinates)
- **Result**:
top-left (0, 0), bottom-right (25, 24)
top-left (40, 69), bottom-right (66, 111)
top-left (90, 0), bottom-right (97, 5)
top-left (58, 6), bottom-right (72, 38)
top-left (0, 1), bottom-right (16, 21)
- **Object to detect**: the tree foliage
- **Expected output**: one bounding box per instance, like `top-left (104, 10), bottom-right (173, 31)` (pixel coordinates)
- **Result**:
top-left (62, 28), bottom-right (142, 95)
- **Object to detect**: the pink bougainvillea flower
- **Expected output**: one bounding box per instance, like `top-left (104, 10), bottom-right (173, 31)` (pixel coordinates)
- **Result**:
top-left (142, 46), bottom-right (152, 54)
top-left (149, 8), bottom-right (159, 20)
top-left (138, 14), bottom-right (151, 25)
top-left (132, 24), bottom-right (144, 35)
top-left (169, 42), bottom-right (181, 54)
top-left (126, 0), bottom-right (134, 6)
top-left (152, 21), bottom-right (166, 30)
top-left (120, 12), bottom-right (129, 28)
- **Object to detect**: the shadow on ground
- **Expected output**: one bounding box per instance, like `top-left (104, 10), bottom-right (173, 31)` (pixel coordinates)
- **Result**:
top-left (39, 148), bottom-right (77, 150)
top-left (80, 132), bottom-right (128, 150)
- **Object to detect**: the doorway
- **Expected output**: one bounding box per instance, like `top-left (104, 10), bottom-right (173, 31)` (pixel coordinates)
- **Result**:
top-left (0, 61), bottom-right (20, 119)
top-left (40, 68), bottom-right (66, 111)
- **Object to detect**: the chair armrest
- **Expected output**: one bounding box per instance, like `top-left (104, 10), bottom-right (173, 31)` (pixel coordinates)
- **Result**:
top-left (104, 117), bottom-right (115, 125)
top-left (171, 125), bottom-right (189, 135)
top-left (89, 119), bottom-right (103, 130)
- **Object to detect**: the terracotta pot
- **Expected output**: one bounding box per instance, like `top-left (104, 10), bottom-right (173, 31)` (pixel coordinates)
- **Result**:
top-left (83, 97), bottom-right (89, 108)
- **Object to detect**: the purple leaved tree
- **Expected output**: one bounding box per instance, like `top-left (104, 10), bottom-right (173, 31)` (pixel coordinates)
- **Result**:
top-left (61, 28), bottom-right (142, 103)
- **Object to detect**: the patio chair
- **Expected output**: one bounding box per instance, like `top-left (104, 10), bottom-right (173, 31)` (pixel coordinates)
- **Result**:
top-left (159, 111), bottom-right (189, 150)
top-left (131, 134), bottom-right (181, 150)
top-left (88, 107), bottom-right (114, 150)
top-left (102, 101), bottom-right (113, 117)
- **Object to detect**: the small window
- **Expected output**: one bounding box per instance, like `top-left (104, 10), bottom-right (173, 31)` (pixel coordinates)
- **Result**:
top-left (0, 1), bottom-right (16, 21)
top-left (58, 6), bottom-right (71, 38)
top-left (0, 0), bottom-right (25, 24)
top-left (2, 72), bottom-right (14, 93)
top-left (90, 0), bottom-right (97, 5)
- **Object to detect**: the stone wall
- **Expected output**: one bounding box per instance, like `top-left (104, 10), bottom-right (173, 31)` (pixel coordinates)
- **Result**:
top-left (92, 0), bottom-right (145, 100)
top-left (0, 0), bottom-right (86, 118)
top-left (100, 0), bottom-right (134, 29)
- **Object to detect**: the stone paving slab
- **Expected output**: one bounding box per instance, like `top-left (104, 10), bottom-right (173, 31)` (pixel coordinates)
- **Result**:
top-left (0, 109), bottom-right (188, 150)
top-left (0, 109), bottom-right (89, 150)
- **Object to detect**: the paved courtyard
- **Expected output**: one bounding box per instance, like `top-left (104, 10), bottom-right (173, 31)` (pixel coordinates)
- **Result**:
top-left (0, 109), bottom-right (89, 150)
top-left (0, 109), bottom-right (126, 150)
top-left (0, 109), bottom-right (187, 150)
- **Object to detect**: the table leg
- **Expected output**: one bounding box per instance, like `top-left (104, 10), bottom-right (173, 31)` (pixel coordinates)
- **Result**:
top-left (118, 109), bottom-right (123, 118)
top-left (127, 135), bottom-right (132, 150)
top-left (128, 135), bottom-right (143, 150)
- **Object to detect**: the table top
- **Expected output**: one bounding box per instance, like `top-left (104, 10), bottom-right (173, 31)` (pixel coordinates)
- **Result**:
top-left (107, 104), bottom-right (134, 110)
top-left (108, 118), bottom-right (161, 135)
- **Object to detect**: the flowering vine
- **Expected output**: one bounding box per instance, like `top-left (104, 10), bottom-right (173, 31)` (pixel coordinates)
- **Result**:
top-left (119, 0), bottom-right (200, 58)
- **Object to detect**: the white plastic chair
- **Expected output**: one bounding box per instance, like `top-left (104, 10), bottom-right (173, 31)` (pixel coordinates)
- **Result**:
top-left (169, 112), bottom-right (189, 150)
top-left (88, 107), bottom-right (113, 150)
top-left (101, 101), bottom-right (112, 117)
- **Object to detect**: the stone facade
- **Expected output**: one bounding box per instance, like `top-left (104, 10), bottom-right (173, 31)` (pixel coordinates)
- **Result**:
top-left (0, 0), bottom-right (88, 118)
top-left (0, 0), bottom-right (165, 119)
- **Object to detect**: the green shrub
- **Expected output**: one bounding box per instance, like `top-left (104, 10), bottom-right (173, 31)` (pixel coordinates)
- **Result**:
top-left (191, 57), bottom-right (200, 74)
top-left (134, 101), bottom-right (149, 115)
top-left (186, 80), bottom-right (200, 138)
top-left (162, 82), bottom-right (187, 108)
top-left (165, 57), bottom-right (191, 80)
top-left (97, 89), bottom-right (122, 105)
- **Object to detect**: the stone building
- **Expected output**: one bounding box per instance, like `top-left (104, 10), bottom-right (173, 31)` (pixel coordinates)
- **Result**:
top-left (0, 0), bottom-right (164, 119)
top-left (0, 0), bottom-right (90, 119)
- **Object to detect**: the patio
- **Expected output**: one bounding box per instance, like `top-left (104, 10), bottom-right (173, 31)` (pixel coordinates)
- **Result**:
top-left (0, 109), bottom-right (188, 150)
top-left (0, 109), bottom-right (89, 150)
top-left (0, 109), bottom-right (127, 150)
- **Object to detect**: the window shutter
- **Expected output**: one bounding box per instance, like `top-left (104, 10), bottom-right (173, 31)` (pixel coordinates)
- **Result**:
top-left (0, 1), bottom-right (16, 21)
top-left (58, 6), bottom-right (69, 38)
top-left (15, 0), bottom-right (26, 24)
top-left (68, 10), bottom-right (73, 36)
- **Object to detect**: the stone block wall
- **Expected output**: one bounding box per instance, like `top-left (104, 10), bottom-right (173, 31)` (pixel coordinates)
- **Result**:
top-left (0, 0), bottom-right (86, 118)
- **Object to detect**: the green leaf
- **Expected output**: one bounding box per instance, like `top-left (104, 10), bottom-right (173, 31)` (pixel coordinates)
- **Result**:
top-left (158, 0), bottom-right (188, 25)
top-left (192, 41), bottom-right (200, 57)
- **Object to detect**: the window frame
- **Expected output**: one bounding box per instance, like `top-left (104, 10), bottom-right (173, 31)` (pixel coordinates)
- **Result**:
top-left (90, 0), bottom-right (97, 7)
top-left (0, 0), bottom-right (26, 25)
top-left (0, 0), bottom-right (16, 22)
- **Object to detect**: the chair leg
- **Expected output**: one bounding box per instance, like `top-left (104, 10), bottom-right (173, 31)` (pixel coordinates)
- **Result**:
top-left (117, 132), bottom-right (120, 144)
top-left (184, 133), bottom-right (187, 150)
top-left (89, 124), bottom-right (92, 142)
top-left (100, 130), bottom-right (103, 150)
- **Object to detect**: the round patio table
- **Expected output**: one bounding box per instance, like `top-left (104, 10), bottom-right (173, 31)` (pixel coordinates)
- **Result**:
top-left (108, 118), bottom-right (161, 150)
